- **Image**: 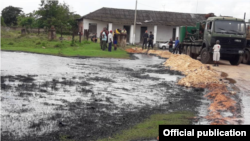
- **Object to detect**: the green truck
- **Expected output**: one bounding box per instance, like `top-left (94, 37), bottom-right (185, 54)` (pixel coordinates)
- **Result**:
top-left (179, 16), bottom-right (247, 65)
top-left (242, 22), bottom-right (250, 64)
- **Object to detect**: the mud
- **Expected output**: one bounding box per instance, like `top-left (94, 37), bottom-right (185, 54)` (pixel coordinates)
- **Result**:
top-left (1, 51), bottom-right (215, 141)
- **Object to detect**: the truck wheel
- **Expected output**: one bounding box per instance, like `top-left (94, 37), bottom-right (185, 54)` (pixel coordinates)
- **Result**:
top-left (201, 48), bottom-right (212, 64)
top-left (229, 55), bottom-right (243, 66)
top-left (242, 50), bottom-right (250, 64)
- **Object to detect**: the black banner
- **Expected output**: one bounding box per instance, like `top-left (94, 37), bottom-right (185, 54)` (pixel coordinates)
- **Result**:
top-left (159, 125), bottom-right (249, 140)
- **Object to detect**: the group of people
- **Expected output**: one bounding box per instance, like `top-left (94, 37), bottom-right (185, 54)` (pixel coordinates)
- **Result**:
top-left (169, 37), bottom-right (180, 54)
top-left (141, 30), bottom-right (181, 54)
top-left (98, 27), bottom-right (127, 52)
top-left (142, 30), bottom-right (154, 50)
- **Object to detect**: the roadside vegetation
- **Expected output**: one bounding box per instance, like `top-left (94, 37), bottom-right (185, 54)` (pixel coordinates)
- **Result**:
top-left (59, 111), bottom-right (194, 141)
top-left (1, 30), bottom-right (129, 59)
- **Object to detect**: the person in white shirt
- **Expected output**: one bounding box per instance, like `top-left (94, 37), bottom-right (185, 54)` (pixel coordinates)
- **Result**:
top-left (108, 30), bottom-right (113, 52)
top-left (213, 40), bottom-right (221, 67)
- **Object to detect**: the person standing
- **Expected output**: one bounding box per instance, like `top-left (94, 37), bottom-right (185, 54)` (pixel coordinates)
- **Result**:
top-left (108, 30), bottom-right (113, 52)
top-left (173, 37), bottom-right (179, 54)
top-left (213, 40), bottom-right (221, 67)
top-left (169, 38), bottom-right (173, 53)
top-left (148, 31), bottom-right (154, 50)
top-left (122, 28), bottom-right (127, 34)
top-left (142, 30), bottom-right (148, 49)
top-left (113, 31), bottom-right (118, 51)
top-left (101, 28), bottom-right (107, 50)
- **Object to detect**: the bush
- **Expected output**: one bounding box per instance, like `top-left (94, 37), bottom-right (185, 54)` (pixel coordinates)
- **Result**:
top-left (82, 40), bottom-right (91, 44)
top-left (0, 39), bottom-right (3, 46)
top-left (8, 42), bottom-right (14, 45)
top-left (54, 43), bottom-right (64, 48)
top-left (41, 42), bottom-right (46, 46)
top-left (36, 41), bottom-right (41, 45)
top-left (70, 42), bottom-right (76, 47)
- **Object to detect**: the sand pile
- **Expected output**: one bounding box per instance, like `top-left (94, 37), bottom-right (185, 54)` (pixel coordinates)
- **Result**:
top-left (203, 84), bottom-right (238, 125)
top-left (178, 68), bottom-right (221, 87)
top-left (147, 50), bottom-right (172, 58)
top-left (164, 54), bottom-right (221, 87)
top-left (164, 54), bottom-right (207, 75)
top-left (125, 47), bottom-right (171, 58)
top-left (125, 47), bottom-right (239, 125)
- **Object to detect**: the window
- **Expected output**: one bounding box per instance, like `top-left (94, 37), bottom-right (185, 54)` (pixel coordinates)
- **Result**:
top-left (89, 23), bottom-right (97, 35)
top-left (207, 21), bottom-right (212, 30)
top-left (214, 20), bottom-right (246, 35)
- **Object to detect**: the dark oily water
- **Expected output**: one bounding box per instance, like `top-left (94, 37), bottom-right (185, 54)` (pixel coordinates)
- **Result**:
top-left (1, 51), bottom-right (208, 141)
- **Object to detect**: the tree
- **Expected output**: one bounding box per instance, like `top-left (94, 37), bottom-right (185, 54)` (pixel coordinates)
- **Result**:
top-left (17, 14), bottom-right (35, 33)
top-left (41, 0), bottom-right (59, 6)
top-left (1, 6), bottom-right (23, 26)
top-left (1, 16), bottom-right (6, 26)
top-left (36, 1), bottom-right (61, 29)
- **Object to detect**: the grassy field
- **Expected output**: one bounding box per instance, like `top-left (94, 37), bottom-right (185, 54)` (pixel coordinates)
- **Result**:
top-left (59, 111), bottom-right (194, 141)
top-left (96, 111), bottom-right (194, 141)
top-left (1, 31), bottom-right (130, 59)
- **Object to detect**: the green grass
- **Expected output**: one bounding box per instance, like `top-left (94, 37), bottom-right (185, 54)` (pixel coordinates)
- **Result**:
top-left (97, 111), bottom-right (194, 141)
top-left (1, 31), bottom-right (129, 59)
top-left (58, 111), bottom-right (194, 141)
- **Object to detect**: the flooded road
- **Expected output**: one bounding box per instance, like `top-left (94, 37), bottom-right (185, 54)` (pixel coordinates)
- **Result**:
top-left (1, 51), bottom-right (208, 141)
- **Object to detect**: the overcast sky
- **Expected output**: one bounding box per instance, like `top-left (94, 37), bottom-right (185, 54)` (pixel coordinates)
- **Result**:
top-left (1, 0), bottom-right (250, 21)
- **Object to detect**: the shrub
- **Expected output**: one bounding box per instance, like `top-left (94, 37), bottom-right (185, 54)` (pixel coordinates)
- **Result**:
top-left (8, 42), bottom-right (14, 45)
top-left (54, 43), bottom-right (64, 48)
top-left (82, 40), bottom-right (91, 44)
top-left (0, 39), bottom-right (3, 46)
top-left (36, 41), bottom-right (41, 45)
top-left (41, 42), bottom-right (46, 46)
top-left (70, 42), bottom-right (76, 47)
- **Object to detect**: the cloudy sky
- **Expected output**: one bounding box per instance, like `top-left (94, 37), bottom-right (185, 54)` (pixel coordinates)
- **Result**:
top-left (1, 0), bottom-right (250, 21)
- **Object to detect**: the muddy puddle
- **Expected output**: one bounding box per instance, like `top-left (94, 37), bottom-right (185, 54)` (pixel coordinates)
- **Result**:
top-left (1, 51), bottom-right (209, 141)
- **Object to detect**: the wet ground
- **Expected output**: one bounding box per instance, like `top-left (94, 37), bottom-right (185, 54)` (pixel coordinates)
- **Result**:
top-left (1, 51), bottom-right (209, 141)
top-left (213, 60), bottom-right (250, 124)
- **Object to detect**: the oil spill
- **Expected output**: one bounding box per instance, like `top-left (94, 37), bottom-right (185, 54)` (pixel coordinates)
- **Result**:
top-left (1, 51), bottom-right (209, 141)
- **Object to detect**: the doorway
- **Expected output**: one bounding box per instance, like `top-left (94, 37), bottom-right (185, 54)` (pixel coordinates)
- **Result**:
top-left (89, 23), bottom-right (97, 35)
top-left (124, 26), bottom-right (130, 43)
top-left (140, 27), bottom-right (147, 43)
top-left (172, 28), bottom-right (176, 40)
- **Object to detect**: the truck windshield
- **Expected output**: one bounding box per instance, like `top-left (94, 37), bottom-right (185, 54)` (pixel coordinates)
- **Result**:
top-left (214, 20), bottom-right (246, 35)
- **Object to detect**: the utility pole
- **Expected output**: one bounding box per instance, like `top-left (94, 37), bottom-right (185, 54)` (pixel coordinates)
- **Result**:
top-left (196, 0), bottom-right (198, 13)
top-left (133, 0), bottom-right (137, 45)
top-left (244, 12), bottom-right (246, 21)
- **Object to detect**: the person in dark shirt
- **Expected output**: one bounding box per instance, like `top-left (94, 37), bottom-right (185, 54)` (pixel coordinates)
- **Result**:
top-left (169, 38), bottom-right (173, 53)
top-left (91, 33), bottom-right (97, 43)
top-left (148, 31), bottom-right (154, 50)
top-left (113, 31), bottom-right (118, 51)
top-left (142, 30), bottom-right (148, 49)
top-left (173, 37), bottom-right (179, 54)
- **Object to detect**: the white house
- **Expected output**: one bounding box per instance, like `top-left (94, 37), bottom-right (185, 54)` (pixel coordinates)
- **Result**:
top-left (77, 7), bottom-right (207, 44)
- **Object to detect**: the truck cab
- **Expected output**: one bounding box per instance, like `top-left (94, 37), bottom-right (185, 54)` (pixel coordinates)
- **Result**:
top-left (203, 17), bottom-right (246, 65)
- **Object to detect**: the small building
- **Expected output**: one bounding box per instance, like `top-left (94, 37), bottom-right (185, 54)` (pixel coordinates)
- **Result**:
top-left (77, 7), bottom-right (207, 44)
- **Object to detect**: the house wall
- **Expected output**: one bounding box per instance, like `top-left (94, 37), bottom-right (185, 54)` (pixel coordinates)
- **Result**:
top-left (83, 19), bottom-right (107, 36)
top-left (157, 25), bottom-right (176, 41)
top-left (82, 18), bottom-right (178, 43)
top-left (134, 25), bottom-right (176, 43)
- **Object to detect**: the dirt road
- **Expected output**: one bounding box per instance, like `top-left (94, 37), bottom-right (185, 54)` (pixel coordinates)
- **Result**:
top-left (213, 60), bottom-right (250, 124)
